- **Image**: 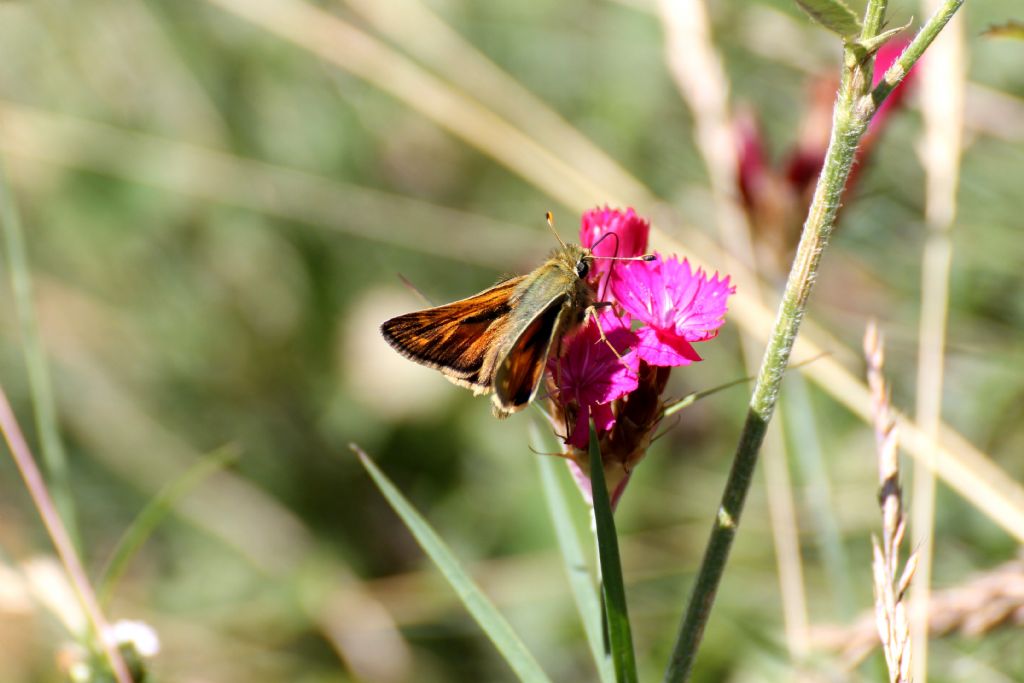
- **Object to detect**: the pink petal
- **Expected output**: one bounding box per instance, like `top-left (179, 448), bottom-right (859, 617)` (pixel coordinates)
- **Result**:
top-left (566, 459), bottom-right (633, 511)
top-left (566, 405), bottom-right (591, 449)
top-left (612, 255), bottom-right (734, 341)
top-left (568, 460), bottom-right (593, 505)
top-left (565, 401), bottom-right (616, 449)
top-left (634, 327), bottom-right (702, 367)
top-left (579, 206), bottom-right (650, 287)
top-left (550, 310), bottom-right (640, 448)
top-left (551, 310), bottom-right (639, 408)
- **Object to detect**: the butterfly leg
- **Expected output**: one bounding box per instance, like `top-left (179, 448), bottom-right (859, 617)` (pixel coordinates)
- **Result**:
top-left (548, 333), bottom-right (579, 445)
top-left (586, 304), bottom-right (622, 360)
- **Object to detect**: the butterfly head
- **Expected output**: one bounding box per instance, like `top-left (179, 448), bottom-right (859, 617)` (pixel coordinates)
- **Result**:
top-left (547, 243), bottom-right (593, 282)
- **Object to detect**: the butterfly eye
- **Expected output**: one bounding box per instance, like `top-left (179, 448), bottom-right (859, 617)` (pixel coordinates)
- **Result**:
top-left (575, 259), bottom-right (589, 279)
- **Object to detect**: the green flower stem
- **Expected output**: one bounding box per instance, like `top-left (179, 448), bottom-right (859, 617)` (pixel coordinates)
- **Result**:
top-left (872, 0), bottom-right (965, 107)
top-left (863, 0), bottom-right (889, 39)
top-left (663, 2), bottom-right (965, 681)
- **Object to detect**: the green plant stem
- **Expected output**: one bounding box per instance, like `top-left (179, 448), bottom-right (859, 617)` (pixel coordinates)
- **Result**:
top-left (662, 2), bottom-right (965, 680)
top-left (863, 0), bottom-right (889, 38)
top-left (872, 0), bottom-right (965, 106)
top-left (0, 153), bottom-right (79, 546)
top-left (98, 445), bottom-right (240, 606)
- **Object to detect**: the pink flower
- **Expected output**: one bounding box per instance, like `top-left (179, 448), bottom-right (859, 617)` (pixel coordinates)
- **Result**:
top-left (610, 255), bottom-right (734, 367)
top-left (549, 309), bottom-right (639, 448)
top-left (579, 206), bottom-right (650, 285)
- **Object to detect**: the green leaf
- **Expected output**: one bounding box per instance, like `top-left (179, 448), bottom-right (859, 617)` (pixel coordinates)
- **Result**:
top-left (533, 425), bottom-right (614, 683)
top-left (588, 423), bottom-right (638, 683)
top-left (98, 445), bottom-right (241, 606)
top-left (353, 444), bottom-right (552, 683)
top-left (983, 20), bottom-right (1024, 40)
top-left (794, 0), bottom-right (863, 38)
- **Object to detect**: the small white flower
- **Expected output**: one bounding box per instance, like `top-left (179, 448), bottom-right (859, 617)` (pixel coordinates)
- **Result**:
top-left (107, 619), bottom-right (160, 658)
top-left (68, 661), bottom-right (92, 683)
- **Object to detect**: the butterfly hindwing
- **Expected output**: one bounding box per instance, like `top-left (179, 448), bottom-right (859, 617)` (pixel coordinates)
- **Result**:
top-left (492, 293), bottom-right (570, 415)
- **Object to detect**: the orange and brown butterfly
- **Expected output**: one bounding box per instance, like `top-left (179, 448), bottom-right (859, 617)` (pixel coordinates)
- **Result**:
top-left (382, 214), bottom-right (655, 416)
top-left (381, 232), bottom-right (597, 417)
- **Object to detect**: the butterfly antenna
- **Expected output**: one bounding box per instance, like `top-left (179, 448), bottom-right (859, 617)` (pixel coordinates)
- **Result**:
top-left (591, 254), bottom-right (657, 262)
top-left (588, 232), bottom-right (654, 298)
top-left (589, 230), bottom-right (618, 253)
top-left (587, 229), bottom-right (656, 262)
top-left (546, 211), bottom-right (568, 249)
top-left (591, 231), bottom-right (620, 301)
top-left (397, 273), bottom-right (435, 307)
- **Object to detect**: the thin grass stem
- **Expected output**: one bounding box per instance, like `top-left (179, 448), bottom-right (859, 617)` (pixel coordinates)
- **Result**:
top-left (911, 5), bottom-right (965, 679)
top-left (0, 385), bottom-right (133, 682)
top-left (342, 0), bottom-right (656, 208)
top-left (204, 0), bottom-right (615, 212)
top-left (97, 445), bottom-right (241, 606)
top-left (0, 150), bottom-right (79, 546)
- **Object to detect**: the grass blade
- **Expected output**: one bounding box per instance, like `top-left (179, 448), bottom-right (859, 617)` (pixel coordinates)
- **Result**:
top-left (533, 425), bottom-right (614, 683)
top-left (0, 152), bottom-right (79, 546)
top-left (97, 444), bottom-right (241, 606)
top-left (588, 423), bottom-right (638, 683)
top-left (352, 444), bottom-right (552, 683)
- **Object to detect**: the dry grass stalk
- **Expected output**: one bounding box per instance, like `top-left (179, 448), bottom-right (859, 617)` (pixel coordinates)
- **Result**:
top-left (865, 322), bottom-right (919, 683)
top-left (813, 554), bottom-right (1024, 666)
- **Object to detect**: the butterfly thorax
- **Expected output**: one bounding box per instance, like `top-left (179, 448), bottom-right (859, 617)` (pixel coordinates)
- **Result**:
top-left (531, 243), bottom-right (595, 312)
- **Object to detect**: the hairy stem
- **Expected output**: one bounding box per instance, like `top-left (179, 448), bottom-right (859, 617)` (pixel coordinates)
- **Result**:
top-left (663, 1), bottom-right (965, 680)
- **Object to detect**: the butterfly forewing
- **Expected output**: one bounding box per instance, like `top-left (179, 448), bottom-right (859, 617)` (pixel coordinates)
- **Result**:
top-left (380, 277), bottom-right (523, 390)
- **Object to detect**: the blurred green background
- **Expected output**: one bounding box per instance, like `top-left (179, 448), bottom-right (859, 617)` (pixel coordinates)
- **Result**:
top-left (0, 0), bottom-right (1022, 681)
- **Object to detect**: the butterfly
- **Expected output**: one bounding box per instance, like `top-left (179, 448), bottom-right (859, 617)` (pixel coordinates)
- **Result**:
top-left (381, 242), bottom-right (598, 417)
